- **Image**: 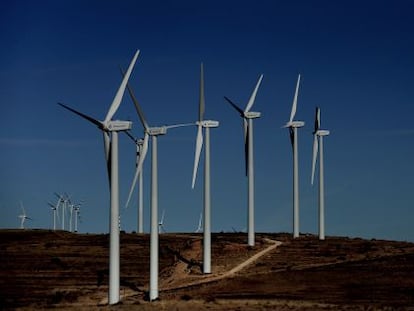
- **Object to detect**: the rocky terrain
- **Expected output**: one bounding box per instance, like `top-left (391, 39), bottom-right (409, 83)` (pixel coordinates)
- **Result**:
top-left (1, 229), bottom-right (413, 310)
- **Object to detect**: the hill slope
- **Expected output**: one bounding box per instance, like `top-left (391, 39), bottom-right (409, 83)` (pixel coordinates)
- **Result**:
top-left (1, 230), bottom-right (413, 310)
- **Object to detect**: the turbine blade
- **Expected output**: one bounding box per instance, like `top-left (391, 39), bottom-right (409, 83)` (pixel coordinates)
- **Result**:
top-left (161, 210), bottom-right (165, 224)
top-left (20, 201), bottom-right (25, 216)
top-left (103, 132), bottom-right (111, 182)
top-left (289, 127), bottom-right (294, 151)
top-left (165, 122), bottom-right (196, 130)
top-left (198, 213), bottom-right (202, 227)
top-left (124, 131), bottom-right (137, 144)
top-left (311, 134), bottom-right (319, 185)
top-left (289, 74), bottom-right (301, 123)
top-left (104, 49), bottom-right (140, 123)
top-left (199, 63), bottom-right (205, 122)
top-left (120, 67), bottom-right (149, 130)
top-left (245, 74), bottom-right (264, 113)
top-left (191, 125), bottom-right (204, 189)
top-left (224, 96), bottom-right (244, 115)
top-left (196, 213), bottom-right (203, 232)
top-left (58, 103), bottom-right (103, 129)
top-left (317, 107), bottom-right (321, 128)
top-left (125, 133), bottom-right (149, 208)
top-left (314, 106), bottom-right (320, 133)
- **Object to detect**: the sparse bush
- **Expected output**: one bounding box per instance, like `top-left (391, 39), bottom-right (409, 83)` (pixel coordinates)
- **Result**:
top-left (204, 295), bottom-right (216, 303)
top-left (180, 294), bottom-right (192, 301)
top-left (49, 291), bottom-right (64, 304)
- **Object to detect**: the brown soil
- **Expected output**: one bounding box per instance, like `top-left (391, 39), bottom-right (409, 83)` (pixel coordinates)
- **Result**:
top-left (1, 230), bottom-right (413, 310)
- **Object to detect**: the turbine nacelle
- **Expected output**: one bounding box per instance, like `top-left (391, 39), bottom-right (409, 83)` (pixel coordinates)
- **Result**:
top-left (196, 120), bottom-right (219, 128)
top-left (104, 120), bottom-right (132, 132)
top-left (284, 120), bottom-right (305, 128)
top-left (316, 129), bottom-right (330, 136)
top-left (244, 111), bottom-right (261, 119)
top-left (147, 127), bottom-right (167, 136)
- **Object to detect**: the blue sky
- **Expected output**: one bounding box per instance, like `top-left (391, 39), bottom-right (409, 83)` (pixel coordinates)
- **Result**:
top-left (1, 0), bottom-right (413, 241)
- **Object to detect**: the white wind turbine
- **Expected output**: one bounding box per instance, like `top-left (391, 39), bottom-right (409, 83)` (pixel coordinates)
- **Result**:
top-left (192, 63), bottom-right (219, 274)
top-left (73, 204), bottom-right (81, 233)
top-left (68, 201), bottom-right (74, 232)
top-left (124, 132), bottom-right (145, 234)
top-left (59, 49), bottom-right (139, 305)
top-left (124, 77), bottom-right (194, 301)
top-left (283, 74), bottom-right (305, 239)
top-left (47, 201), bottom-right (59, 230)
top-left (195, 212), bottom-right (203, 233)
top-left (158, 209), bottom-right (166, 234)
top-left (224, 74), bottom-right (263, 246)
top-left (54, 193), bottom-right (66, 230)
top-left (311, 107), bottom-right (330, 240)
top-left (18, 202), bottom-right (32, 229)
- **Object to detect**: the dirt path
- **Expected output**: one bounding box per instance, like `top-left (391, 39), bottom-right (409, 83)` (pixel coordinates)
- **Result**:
top-left (161, 238), bottom-right (282, 292)
top-left (98, 238), bottom-right (282, 304)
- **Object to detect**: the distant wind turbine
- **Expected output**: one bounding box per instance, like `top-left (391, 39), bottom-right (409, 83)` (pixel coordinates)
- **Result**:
top-left (124, 75), bottom-right (194, 301)
top-left (47, 201), bottom-right (58, 230)
top-left (18, 202), bottom-right (32, 229)
top-left (191, 63), bottom-right (219, 274)
top-left (73, 204), bottom-right (81, 233)
top-left (195, 212), bottom-right (203, 233)
top-left (224, 74), bottom-right (263, 246)
top-left (54, 193), bottom-right (66, 230)
top-left (124, 132), bottom-right (145, 234)
top-left (158, 209), bottom-right (166, 234)
top-left (311, 107), bottom-right (330, 240)
top-left (59, 49), bottom-right (139, 305)
top-left (283, 74), bottom-right (305, 239)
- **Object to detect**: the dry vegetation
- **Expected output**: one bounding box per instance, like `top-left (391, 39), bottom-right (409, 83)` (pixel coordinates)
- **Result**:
top-left (1, 230), bottom-right (413, 310)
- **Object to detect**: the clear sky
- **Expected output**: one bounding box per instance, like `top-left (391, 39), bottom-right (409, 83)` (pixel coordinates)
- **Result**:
top-left (1, 0), bottom-right (413, 241)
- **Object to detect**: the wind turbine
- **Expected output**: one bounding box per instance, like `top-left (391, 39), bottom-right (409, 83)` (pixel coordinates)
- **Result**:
top-left (54, 193), bottom-right (66, 230)
top-left (124, 132), bottom-right (145, 234)
top-left (73, 204), bottom-right (81, 233)
top-left (224, 74), bottom-right (263, 246)
top-left (59, 49), bottom-right (139, 305)
top-left (311, 107), bottom-right (330, 240)
top-left (68, 201), bottom-right (74, 232)
top-left (18, 202), bottom-right (31, 229)
top-left (124, 75), bottom-right (194, 301)
top-left (158, 209), bottom-right (166, 234)
top-left (195, 212), bottom-right (203, 233)
top-left (47, 201), bottom-right (58, 230)
top-left (192, 63), bottom-right (219, 274)
top-left (283, 74), bottom-right (305, 239)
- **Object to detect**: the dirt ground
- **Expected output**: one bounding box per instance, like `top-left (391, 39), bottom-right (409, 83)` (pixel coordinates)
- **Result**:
top-left (1, 230), bottom-right (413, 310)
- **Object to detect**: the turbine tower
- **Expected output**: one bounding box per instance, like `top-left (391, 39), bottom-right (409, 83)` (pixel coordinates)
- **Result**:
top-left (124, 77), bottom-right (193, 301)
top-left (58, 49), bottom-right (139, 305)
top-left (73, 204), bottom-right (81, 233)
top-left (224, 74), bottom-right (263, 246)
top-left (311, 107), bottom-right (330, 240)
top-left (283, 74), bottom-right (305, 239)
top-left (192, 63), bottom-right (219, 273)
